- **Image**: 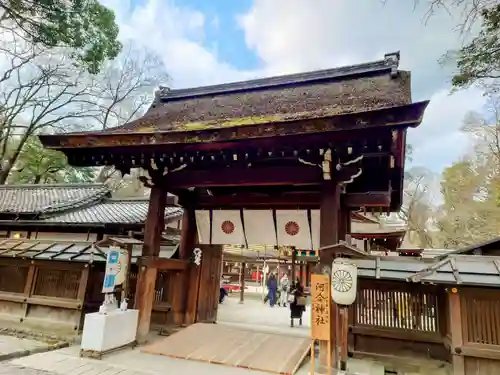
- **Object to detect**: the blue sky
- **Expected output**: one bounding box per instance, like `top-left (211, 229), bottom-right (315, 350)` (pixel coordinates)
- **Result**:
top-left (177, 0), bottom-right (260, 70)
top-left (103, 0), bottom-right (487, 184)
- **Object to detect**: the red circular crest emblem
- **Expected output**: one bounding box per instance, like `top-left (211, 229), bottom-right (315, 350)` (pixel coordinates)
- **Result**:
top-left (285, 221), bottom-right (300, 236)
top-left (221, 220), bottom-right (235, 235)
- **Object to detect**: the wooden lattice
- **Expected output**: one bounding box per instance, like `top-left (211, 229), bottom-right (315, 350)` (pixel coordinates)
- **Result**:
top-left (354, 283), bottom-right (438, 332)
top-left (155, 271), bottom-right (171, 303)
top-left (462, 291), bottom-right (500, 346)
top-left (0, 265), bottom-right (28, 294)
top-left (33, 268), bottom-right (81, 300)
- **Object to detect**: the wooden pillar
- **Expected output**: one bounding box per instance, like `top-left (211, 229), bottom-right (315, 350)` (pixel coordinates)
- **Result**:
top-left (337, 206), bottom-right (350, 371)
top-left (196, 245), bottom-right (223, 323)
top-left (300, 262), bottom-right (306, 284)
top-left (179, 208), bottom-right (200, 325)
top-left (134, 186), bottom-right (167, 342)
top-left (338, 307), bottom-right (349, 371)
top-left (239, 262), bottom-right (246, 304)
top-left (179, 209), bottom-right (197, 259)
top-left (448, 288), bottom-right (465, 375)
top-left (319, 180), bottom-right (340, 371)
top-left (338, 207), bottom-right (350, 242)
top-left (291, 250), bottom-right (297, 282)
top-left (122, 241), bottom-right (133, 306)
top-left (305, 263), bottom-right (311, 287)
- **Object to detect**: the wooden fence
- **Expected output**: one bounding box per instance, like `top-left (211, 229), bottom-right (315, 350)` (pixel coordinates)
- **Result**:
top-left (0, 243), bottom-right (222, 338)
top-left (349, 279), bottom-right (448, 361)
top-left (5, 244), bottom-right (500, 375)
top-left (348, 278), bottom-right (500, 375)
top-left (0, 258), bottom-right (89, 336)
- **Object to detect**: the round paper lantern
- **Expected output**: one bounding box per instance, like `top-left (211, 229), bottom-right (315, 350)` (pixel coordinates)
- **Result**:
top-left (331, 259), bottom-right (358, 306)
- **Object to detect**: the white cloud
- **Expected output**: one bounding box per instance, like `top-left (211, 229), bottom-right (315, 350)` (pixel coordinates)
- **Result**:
top-left (409, 89), bottom-right (486, 172)
top-left (237, 0), bottom-right (487, 171)
top-left (99, 0), bottom-right (486, 173)
top-left (100, 0), bottom-right (254, 88)
top-left (238, 0), bottom-right (463, 96)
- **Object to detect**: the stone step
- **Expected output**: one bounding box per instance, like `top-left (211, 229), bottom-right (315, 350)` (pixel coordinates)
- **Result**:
top-left (299, 357), bottom-right (384, 375)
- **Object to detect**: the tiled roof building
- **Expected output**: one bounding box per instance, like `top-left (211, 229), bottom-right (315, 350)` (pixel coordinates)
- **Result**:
top-left (0, 183), bottom-right (183, 235)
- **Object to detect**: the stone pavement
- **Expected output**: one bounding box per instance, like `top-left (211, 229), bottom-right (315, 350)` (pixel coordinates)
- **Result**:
top-left (0, 363), bottom-right (55, 375)
top-left (0, 334), bottom-right (62, 361)
top-left (10, 348), bottom-right (290, 375)
top-left (5, 297), bottom-right (444, 375)
top-left (5, 298), bottom-right (382, 375)
top-left (9, 346), bottom-right (383, 375)
top-left (218, 294), bottom-right (310, 337)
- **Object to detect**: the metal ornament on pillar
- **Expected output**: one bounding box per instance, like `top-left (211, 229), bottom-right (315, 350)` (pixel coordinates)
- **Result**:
top-left (193, 247), bottom-right (202, 266)
top-left (331, 258), bottom-right (358, 306)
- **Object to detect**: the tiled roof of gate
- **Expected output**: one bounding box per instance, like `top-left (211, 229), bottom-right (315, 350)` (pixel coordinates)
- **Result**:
top-left (89, 52), bottom-right (412, 135)
top-left (0, 183), bottom-right (110, 214)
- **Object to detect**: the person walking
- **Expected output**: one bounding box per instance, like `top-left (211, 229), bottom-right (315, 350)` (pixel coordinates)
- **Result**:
top-left (278, 273), bottom-right (290, 307)
top-left (219, 282), bottom-right (228, 304)
top-left (289, 280), bottom-right (306, 327)
top-left (267, 273), bottom-right (278, 307)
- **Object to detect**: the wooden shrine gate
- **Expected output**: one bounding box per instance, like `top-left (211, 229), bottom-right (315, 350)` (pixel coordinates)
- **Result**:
top-left (39, 52), bottom-right (428, 373)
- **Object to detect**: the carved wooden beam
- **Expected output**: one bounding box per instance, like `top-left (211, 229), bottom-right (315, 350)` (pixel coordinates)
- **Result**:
top-left (138, 256), bottom-right (189, 271)
top-left (164, 165), bottom-right (322, 189)
top-left (181, 191), bottom-right (391, 209)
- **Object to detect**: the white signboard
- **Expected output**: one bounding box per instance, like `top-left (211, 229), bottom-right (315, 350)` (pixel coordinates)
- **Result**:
top-left (102, 246), bottom-right (122, 294)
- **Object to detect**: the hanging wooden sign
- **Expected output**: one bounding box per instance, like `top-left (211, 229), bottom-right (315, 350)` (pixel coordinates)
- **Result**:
top-left (310, 273), bottom-right (332, 375)
top-left (310, 274), bottom-right (332, 341)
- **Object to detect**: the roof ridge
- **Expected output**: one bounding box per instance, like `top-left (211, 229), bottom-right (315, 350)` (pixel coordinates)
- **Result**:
top-left (41, 188), bottom-right (111, 215)
top-left (154, 52), bottom-right (401, 103)
top-left (0, 183), bottom-right (107, 189)
top-left (106, 197), bottom-right (150, 202)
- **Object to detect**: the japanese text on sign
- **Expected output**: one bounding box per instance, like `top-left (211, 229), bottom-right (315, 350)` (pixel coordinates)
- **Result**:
top-left (310, 274), bottom-right (331, 341)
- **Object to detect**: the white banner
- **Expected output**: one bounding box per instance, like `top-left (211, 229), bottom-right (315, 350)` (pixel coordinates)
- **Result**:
top-left (276, 210), bottom-right (312, 250)
top-left (195, 210), bottom-right (211, 244)
top-left (212, 210), bottom-right (246, 245)
top-left (311, 209), bottom-right (320, 250)
top-left (243, 209), bottom-right (277, 246)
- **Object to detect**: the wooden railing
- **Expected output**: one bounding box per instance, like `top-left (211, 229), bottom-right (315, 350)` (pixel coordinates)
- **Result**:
top-left (348, 279), bottom-right (447, 361)
top-left (355, 287), bottom-right (438, 332)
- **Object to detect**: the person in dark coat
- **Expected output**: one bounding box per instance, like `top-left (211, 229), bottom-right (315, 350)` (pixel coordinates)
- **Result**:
top-left (267, 274), bottom-right (278, 307)
top-left (219, 285), bottom-right (228, 303)
top-left (289, 280), bottom-right (306, 327)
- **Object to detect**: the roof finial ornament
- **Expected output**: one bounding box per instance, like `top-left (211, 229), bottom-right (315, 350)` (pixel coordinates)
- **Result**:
top-left (152, 85), bottom-right (171, 108)
top-left (384, 51), bottom-right (400, 78)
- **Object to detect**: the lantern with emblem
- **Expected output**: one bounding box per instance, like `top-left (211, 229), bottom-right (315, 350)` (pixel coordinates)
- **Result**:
top-left (331, 258), bottom-right (358, 306)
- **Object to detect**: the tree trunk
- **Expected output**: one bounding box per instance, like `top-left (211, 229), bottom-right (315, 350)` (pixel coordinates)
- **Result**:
top-left (0, 169), bottom-right (8, 185)
top-left (33, 174), bottom-right (42, 184)
top-left (0, 132), bottom-right (31, 184)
